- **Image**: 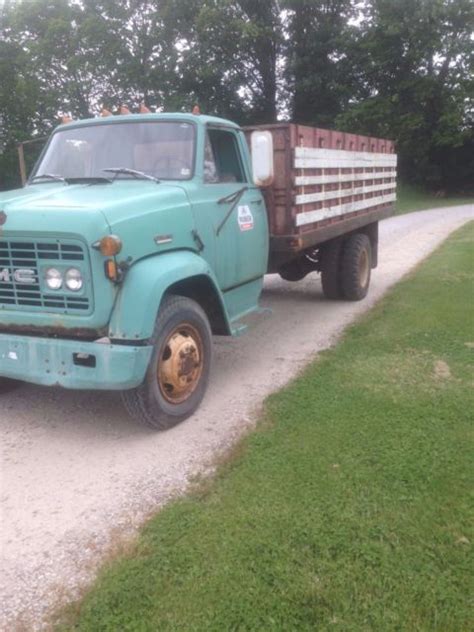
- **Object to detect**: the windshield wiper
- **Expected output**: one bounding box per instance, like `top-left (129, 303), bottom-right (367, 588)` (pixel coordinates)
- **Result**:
top-left (30, 173), bottom-right (67, 183)
top-left (65, 176), bottom-right (112, 185)
top-left (102, 168), bottom-right (160, 183)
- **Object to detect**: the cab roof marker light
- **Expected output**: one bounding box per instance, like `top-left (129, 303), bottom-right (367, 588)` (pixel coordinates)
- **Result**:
top-left (60, 114), bottom-right (73, 124)
top-left (192, 105), bottom-right (201, 115)
top-left (101, 107), bottom-right (113, 117)
top-left (120, 105), bottom-right (131, 115)
top-left (139, 103), bottom-right (151, 113)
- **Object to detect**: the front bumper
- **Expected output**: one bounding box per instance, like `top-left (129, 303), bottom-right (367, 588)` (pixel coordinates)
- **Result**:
top-left (0, 333), bottom-right (153, 390)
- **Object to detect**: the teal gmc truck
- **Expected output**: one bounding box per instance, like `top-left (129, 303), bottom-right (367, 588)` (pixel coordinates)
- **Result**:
top-left (0, 110), bottom-right (397, 429)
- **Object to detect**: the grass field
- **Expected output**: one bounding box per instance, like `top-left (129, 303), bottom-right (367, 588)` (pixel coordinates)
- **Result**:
top-left (396, 183), bottom-right (474, 215)
top-left (59, 223), bottom-right (474, 631)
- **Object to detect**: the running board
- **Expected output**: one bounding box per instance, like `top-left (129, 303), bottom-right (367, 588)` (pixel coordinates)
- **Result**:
top-left (230, 307), bottom-right (272, 337)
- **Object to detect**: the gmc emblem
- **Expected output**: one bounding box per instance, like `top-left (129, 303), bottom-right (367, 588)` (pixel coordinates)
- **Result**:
top-left (0, 268), bottom-right (36, 284)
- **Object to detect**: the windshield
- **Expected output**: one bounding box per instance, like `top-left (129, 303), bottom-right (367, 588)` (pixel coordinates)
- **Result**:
top-left (33, 121), bottom-right (195, 181)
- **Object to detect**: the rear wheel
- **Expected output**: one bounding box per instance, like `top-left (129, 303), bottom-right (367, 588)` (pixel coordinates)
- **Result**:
top-left (0, 378), bottom-right (21, 394)
top-left (320, 239), bottom-right (343, 299)
top-left (121, 295), bottom-right (212, 430)
top-left (340, 233), bottom-right (372, 301)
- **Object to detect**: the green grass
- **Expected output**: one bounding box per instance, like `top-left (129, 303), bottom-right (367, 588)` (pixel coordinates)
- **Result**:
top-left (396, 183), bottom-right (474, 215)
top-left (59, 223), bottom-right (474, 632)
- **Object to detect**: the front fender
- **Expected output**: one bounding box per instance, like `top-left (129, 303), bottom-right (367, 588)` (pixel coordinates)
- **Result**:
top-left (108, 251), bottom-right (228, 340)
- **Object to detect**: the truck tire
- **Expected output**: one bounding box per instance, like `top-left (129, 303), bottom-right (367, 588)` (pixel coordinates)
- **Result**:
top-left (340, 233), bottom-right (372, 301)
top-left (0, 378), bottom-right (21, 393)
top-left (320, 240), bottom-right (343, 299)
top-left (121, 295), bottom-right (212, 430)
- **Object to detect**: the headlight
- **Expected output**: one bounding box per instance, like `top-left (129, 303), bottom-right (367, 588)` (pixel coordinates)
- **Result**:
top-left (45, 267), bottom-right (62, 290)
top-left (65, 268), bottom-right (83, 292)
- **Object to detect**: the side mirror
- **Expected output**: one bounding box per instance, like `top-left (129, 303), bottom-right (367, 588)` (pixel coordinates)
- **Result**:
top-left (251, 130), bottom-right (274, 186)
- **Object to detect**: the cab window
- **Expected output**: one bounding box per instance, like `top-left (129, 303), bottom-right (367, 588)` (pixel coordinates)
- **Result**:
top-left (204, 129), bottom-right (245, 183)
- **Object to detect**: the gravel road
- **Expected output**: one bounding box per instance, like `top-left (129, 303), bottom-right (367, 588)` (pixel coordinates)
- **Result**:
top-left (1, 205), bottom-right (473, 629)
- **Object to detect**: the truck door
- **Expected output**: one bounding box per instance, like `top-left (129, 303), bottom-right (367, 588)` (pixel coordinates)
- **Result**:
top-left (191, 127), bottom-right (268, 292)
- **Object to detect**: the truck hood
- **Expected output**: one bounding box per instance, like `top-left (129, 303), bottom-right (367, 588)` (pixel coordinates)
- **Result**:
top-left (0, 183), bottom-right (110, 240)
top-left (0, 181), bottom-right (194, 259)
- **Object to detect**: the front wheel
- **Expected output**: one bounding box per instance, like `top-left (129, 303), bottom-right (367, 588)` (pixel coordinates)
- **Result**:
top-left (121, 295), bottom-right (212, 430)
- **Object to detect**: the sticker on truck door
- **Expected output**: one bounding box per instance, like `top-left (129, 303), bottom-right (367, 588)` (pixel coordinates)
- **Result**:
top-left (237, 205), bottom-right (254, 231)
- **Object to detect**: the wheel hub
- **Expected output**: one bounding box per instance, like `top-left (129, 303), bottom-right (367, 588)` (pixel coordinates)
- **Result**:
top-left (158, 326), bottom-right (203, 404)
top-left (358, 249), bottom-right (370, 288)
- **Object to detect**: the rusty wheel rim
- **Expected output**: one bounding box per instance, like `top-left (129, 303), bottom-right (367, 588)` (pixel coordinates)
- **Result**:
top-left (358, 249), bottom-right (370, 288)
top-left (157, 324), bottom-right (204, 404)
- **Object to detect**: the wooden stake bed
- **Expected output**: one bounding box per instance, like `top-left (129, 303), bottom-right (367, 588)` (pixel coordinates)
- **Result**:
top-left (244, 123), bottom-right (397, 269)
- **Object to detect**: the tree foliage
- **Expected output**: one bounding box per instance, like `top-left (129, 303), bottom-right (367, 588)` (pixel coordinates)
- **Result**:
top-left (336, 0), bottom-right (474, 189)
top-left (284, 0), bottom-right (359, 127)
top-left (0, 0), bottom-right (472, 191)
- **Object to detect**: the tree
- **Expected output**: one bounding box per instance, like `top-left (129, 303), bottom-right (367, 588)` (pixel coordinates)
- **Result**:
top-left (162, 0), bottom-right (283, 123)
top-left (0, 4), bottom-right (52, 189)
top-left (79, 0), bottom-right (180, 110)
top-left (284, 0), bottom-right (358, 127)
top-left (336, 0), bottom-right (474, 190)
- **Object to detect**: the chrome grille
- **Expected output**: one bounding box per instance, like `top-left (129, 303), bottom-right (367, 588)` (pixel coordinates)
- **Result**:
top-left (0, 239), bottom-right (91, 313)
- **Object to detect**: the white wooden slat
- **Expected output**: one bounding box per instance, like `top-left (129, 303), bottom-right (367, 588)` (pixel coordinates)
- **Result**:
top-left (294, 170), bottom-right (396, 186)
top-left (295, 182), bottom-right (395, 205)
top-left (295, 193), bottom-right (396, 227)
top-left (295, 156), bottom-right (397, 169)
top-left (295, 146), bottom-right (398, 165)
